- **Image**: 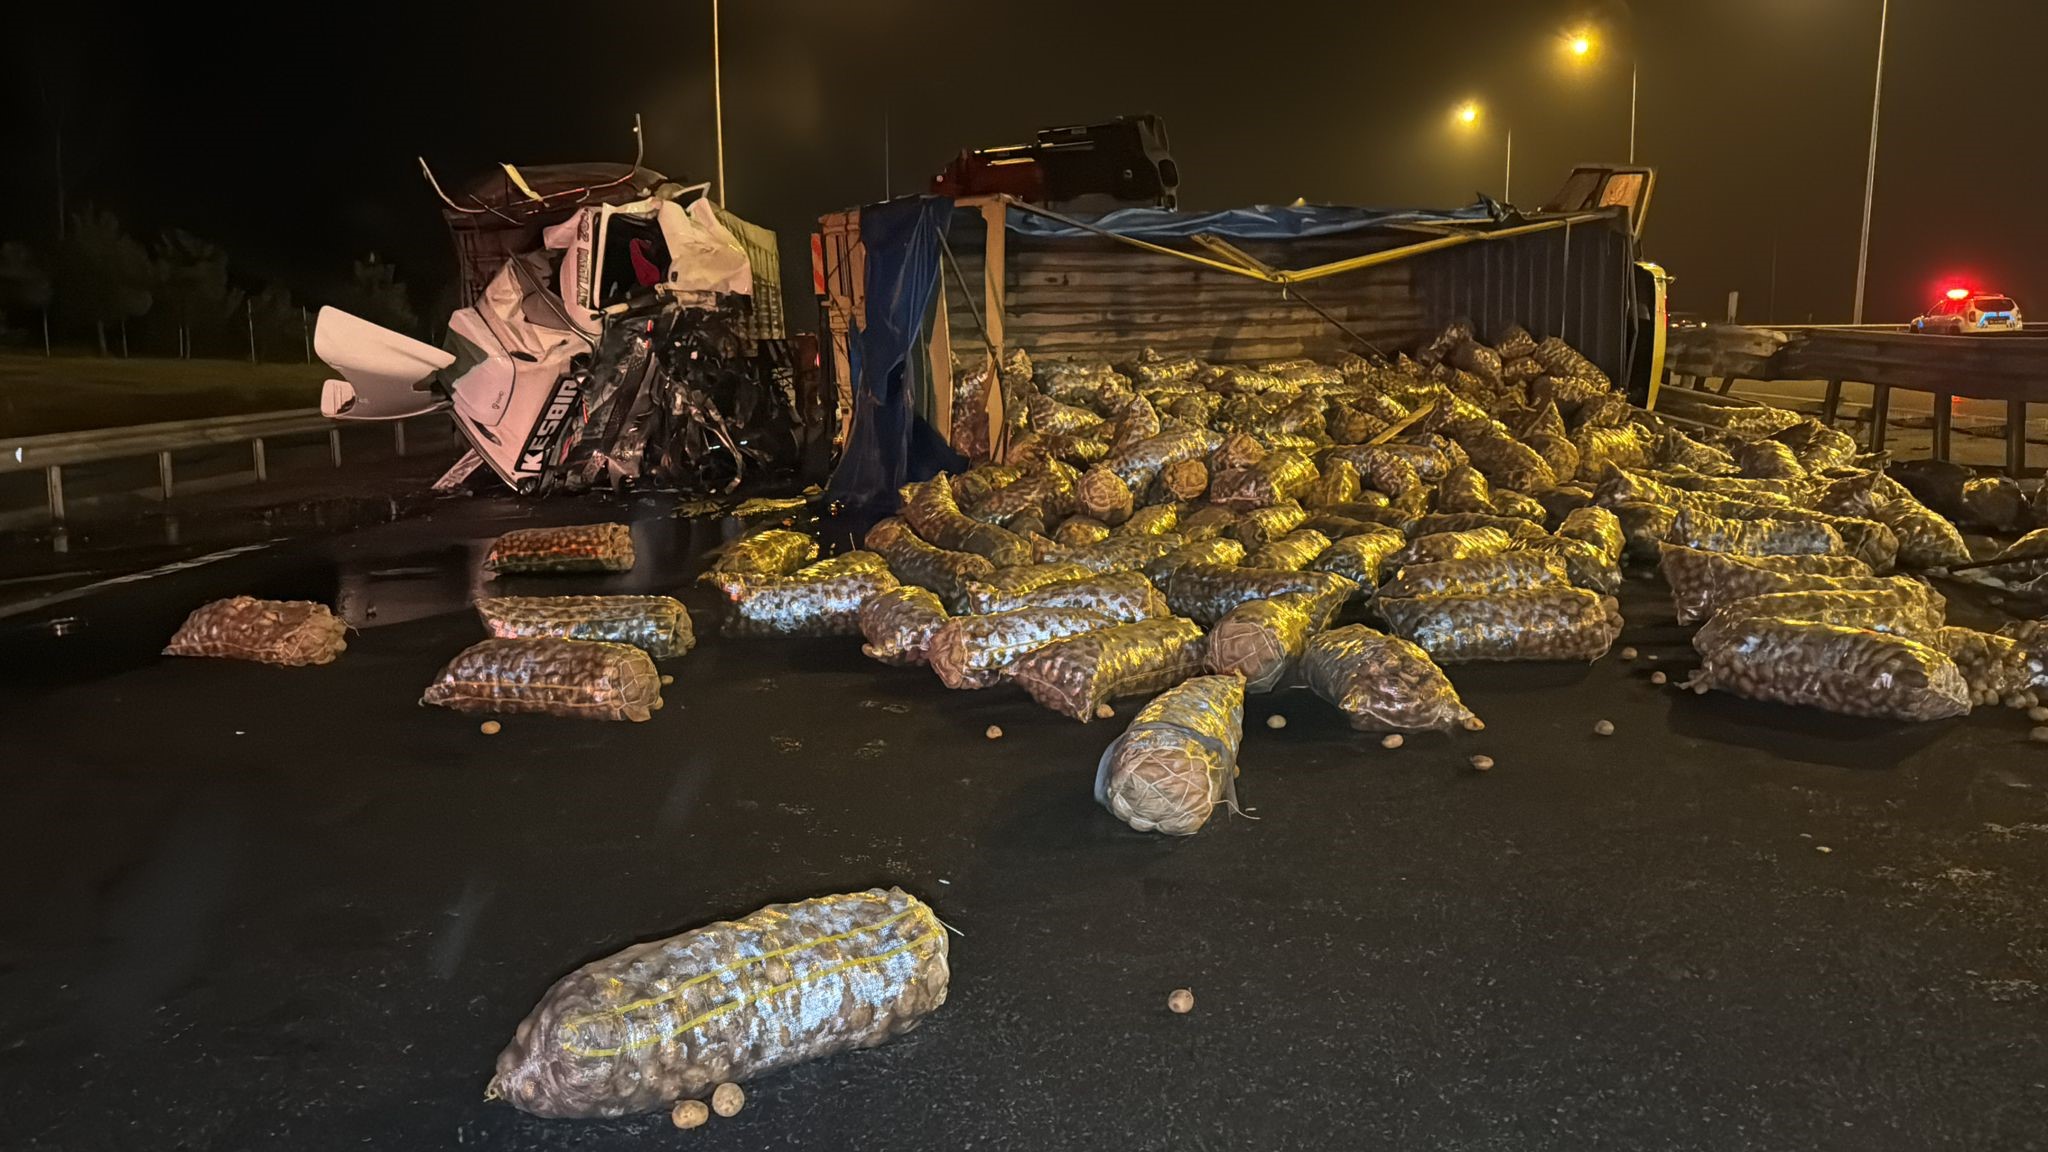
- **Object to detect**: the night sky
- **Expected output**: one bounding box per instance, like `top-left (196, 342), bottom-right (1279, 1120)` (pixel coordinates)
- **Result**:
top-left (7, 0), bottom-right (2042, 331)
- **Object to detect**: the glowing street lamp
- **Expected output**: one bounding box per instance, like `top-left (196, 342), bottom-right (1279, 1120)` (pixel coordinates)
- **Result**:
top-left (1454, 101), bottom-right (1511, 204)
top-left (1564, 26), bottom-right (1638, 164)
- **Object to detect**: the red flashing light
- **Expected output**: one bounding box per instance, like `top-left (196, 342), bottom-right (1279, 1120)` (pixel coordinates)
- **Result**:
top-left (1945, 287), bottom-right (1972, 301)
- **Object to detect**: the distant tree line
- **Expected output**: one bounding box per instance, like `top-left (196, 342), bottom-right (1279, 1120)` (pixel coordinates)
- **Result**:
top-left (0, 208), bottom-right (428, 363)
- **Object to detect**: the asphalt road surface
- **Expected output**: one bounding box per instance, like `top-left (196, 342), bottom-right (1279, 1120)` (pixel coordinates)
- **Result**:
top-left (3, 496), bottom-right (2046, 1150)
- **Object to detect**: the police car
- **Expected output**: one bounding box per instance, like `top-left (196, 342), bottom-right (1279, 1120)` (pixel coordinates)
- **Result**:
top-left (1911, 288), bottom-right (2023, 335)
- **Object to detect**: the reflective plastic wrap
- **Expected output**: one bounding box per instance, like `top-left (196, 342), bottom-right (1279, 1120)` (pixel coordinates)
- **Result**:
top-left (1146, 538), bottom-right (1247, 587)
top-left (1206, 594), bottom-right (1318, 693)
top-left (1437, 465), bottom-right (1494, 514)
top-left (1245, 529), bottom-right (1332, 572)
top-left (1309, 531), bottom-right (1407, 594)
top-left (1613, 501), bottom-right (1679, 560)
top-left (1158, 457), bottom-right (1209, 501)
top-left (485, 524), bottom-right (636, 575)
top-left (904, 476), bottom-right (1036, 567)
top-left (1301, 625), bottom-right (1478, 733)
top-left (476, 596), bottom-right (696, 659)
top-left (968, 570), bottom-right (1169, 623)
top-left (1392, 527), bottom-right (1516, 568)
top-left (859, 586), bottom-right (950, 667)
top-left (1689, 618), bottom-right (1970, 721)
top-left (1106, 427), bottom-right (1223, 490)
top-left (1556, 506), bottom-right (1626, 562)
top-left (1380, 552), bottom-right (1571, 600)
top-left (1658, 544), bottom-right (1880, 625)
top-left (1698, 586), bottom-right (1948, 650)
top-left (1408, 513), bottom-right (1549, 543)
top-left (1234, 501), bottom-right (1309, 549)
top-left (488, 887), bottom-right (948, 1118)
top-left (1116, 504), bottom-right (1182, 537)
top-left (1669, 507), bottom-right (1844, 557)
top-left (720, 552), bottom-right (899, 637)
top-left (1045, 534), bottom-right (1184, 575)
top-left (1378, 587), bottom-right (1623, 663)
top-left (1871, 498), bottom-right (1972, 570)
top-left (1009, 618), bottom-right (1210, 722)
top-left (1175, 503), bottom-right (1239, 542)
top-left (960, 562), bottom-right (1096, 613)
top-left (1052, 515), bottom-right (1113, 547)
top-left (1525, 535), bottom-right (1624, 595)
top-left (926, 607), bottom-right (1118, 690)
top-left (1167, 564), bottom-right (1354, 627)
top-left (163, 596), bottom-right (348, 666)
top-left (1210, 449), bottom-right (1320, 511)
top-left (703, 529), bottom-right (818, 581)
top-left (422, 638), bottom-right (662, 722)
top-left (1929, 627), bottom-right (2039, 708)
top-left (877, 529), bottom-right (997, 614)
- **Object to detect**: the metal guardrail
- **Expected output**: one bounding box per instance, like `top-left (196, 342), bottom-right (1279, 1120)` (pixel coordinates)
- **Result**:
top-left (0, 409), bottom-right (434, 523)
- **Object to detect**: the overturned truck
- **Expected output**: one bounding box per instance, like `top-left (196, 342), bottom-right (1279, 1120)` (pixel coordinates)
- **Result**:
top-left (318, 124), bottom-right (806, 496)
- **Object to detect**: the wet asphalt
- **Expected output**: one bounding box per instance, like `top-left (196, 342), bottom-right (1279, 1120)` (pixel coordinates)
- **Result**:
top-left (2, 494), bottom-right (2046, 1151)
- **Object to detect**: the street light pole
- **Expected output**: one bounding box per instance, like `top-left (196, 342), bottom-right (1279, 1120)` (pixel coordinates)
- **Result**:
top-left (1852, 0), bottom-right (1889, 325)
top-left (1629, 61), bottom-right (1638, 163)
top-left (1504, 128), bottom-right (1513, 204)
top-left (712, 0), bottom-right (727, 206)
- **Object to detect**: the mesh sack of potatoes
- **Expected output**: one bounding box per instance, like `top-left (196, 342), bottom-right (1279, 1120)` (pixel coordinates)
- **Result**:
top-left (1045, 534), bottom-right (1183, 576)
top-left (927, 607), bottom-right (1119, 689)
top-left (1009, 618), bottom-right (1209, 722)
top-left (1688, 618), bottom-right (1970, 721)
top-left (1109, 395), bottom-right (1163, 453)
top-left (1167, 563), bottom-right (1354, 627)
top-left (950, 358), bottom-right (996, 462)
top-left (1210, 430), bottom-right (1268, 472)
top-left (859, 586), bottom-right (951, 667)
top-left (1968, 527), bottom-right (2048, 583)
top-left (1147, 538), bottom-right (1247, 586)
top-left (1051, 515), bottom-right (1112, 547)
top-left (1448, 339), bottom-right (1506, 390)
top-left (476, 596), bottom-right (695, 659)
top-left (1657, 544), bottom-right (1879, 625)
top-left (1534, 483), bottom-right (1596, 522)
top-left (1157, 457), bottom-right (1209, 501)
top-left (1929, 627), bottom-right (2039, 709)
top-left (1525, 432), bottom-right (1581, 485)
top-left (1089, 672), bottom-right (1245, 832)
top-left (1773, 420), bottom-right (1860, 472)
top-left (904, 477), bottom-right (1037, 567)
top-left (1734, 439), bottom-right (1806, 480)
top-left (1572, 393), bottom-right (1634, 430)
top-left (1657, 430), bottom-right (1739, 474)
top-left (1245, 529), bottom-right (1332, 572)
top-left (1210, 450), bottom-right (1320, 511)
top-left (1126, 352), bottom-right (1204, 385)
top-left (1301, 625), bottom-right (1479, 733)
top-left (1822, 517), bottom-right (1899, 573)
top-left (1234, 501), bottom-right (1308, 549)
top-left (1027, 393), bottom-right (1106, 436)
top-left (1555, 506), bottom-right (1625, 561)
top-left (1496, 324), bottom-right (1538, 360)
top-left (960, 562), bottom-right (1095, 613)
top-left (1572, 425), bottom-right (1656, 475)
top-left (1302, 511), bottom-right (1391, 540)
top-left (1409, 512), bottom-right (1549, 543)
top-left (877, 529), bottom-right (996, 613)
top-left (1870, 498), bottom-right (1972, 570)
top-left (977, 460), bottom-right (1081, 525)
top-left (952, 465), bottom-right (1025, 510)
top-left (162, 596), bottom-right (348, 666)
top-left (1106, 427), bottom-right (1222, 490)
top-left (1459, 431), bottom-right (1557, 493)
top-left (489, 887), bottom-right (947, 1119)
top-left (1309, 530), bottom-right (1407, 595)
top-left (422, 638), bottom-right (662, 722)
top-left (1116, 504), bottom-right (1182, 537)
top-left (1171, 504), bottom-right (1239, 543)
top-left (1379, 587), bottom-right (1624, 664)
top-left (1373, 441), bottom-right (1456, 485)
top-left (719, 553), bottom-right (899, 638)
top-left (1491, 489), bottom-right (1549, 524)
top-left (1532, 336), bottom-right (1611, 389)
top-left (969, 570), bottom-right (1168, 624)
top-left (1961, 476), bottom-right (2029, 533)
top-left (1380, 552), bottom-right (1571, 600)
top-left (1041, 433), bottom-right (1110, 467)
top-left (1669, 507), bottom-right (1843, 557)
top-left (1205, 593), bottom-right (1322, 693)
top-left (1436, 464), bottom-right (1494, 514)
top-left (1697, 586), bottom-right (1947, 653)
top-left (702, 529), bottom-right (818, 582)
top-left (1522, 535), bottom-right (1622, 594)
top-left (1392, 526), bottom-right (1517, 568)
top-left (1326, 404), bottom-right (1388, 445)
top-left (1301, 459), bottom-right (1362, 508)
top-left (484, 523), bottom-right (636, 575)
top-left (1326, 445), bottom-right (1427, 503)
top-left (1612, 501), bottom-right (1679, 560)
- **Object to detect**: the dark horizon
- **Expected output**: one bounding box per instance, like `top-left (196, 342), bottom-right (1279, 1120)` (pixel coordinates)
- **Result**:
top-left (6, 0), bottom-right (2041, 338)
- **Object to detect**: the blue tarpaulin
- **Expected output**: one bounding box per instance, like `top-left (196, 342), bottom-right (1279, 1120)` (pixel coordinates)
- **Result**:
top-left (826, 196), bottom-right (966, 511)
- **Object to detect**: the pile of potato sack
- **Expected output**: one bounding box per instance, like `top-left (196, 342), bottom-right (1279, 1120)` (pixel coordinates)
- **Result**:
top-left (702, 320), bottom-right (2048, 836)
